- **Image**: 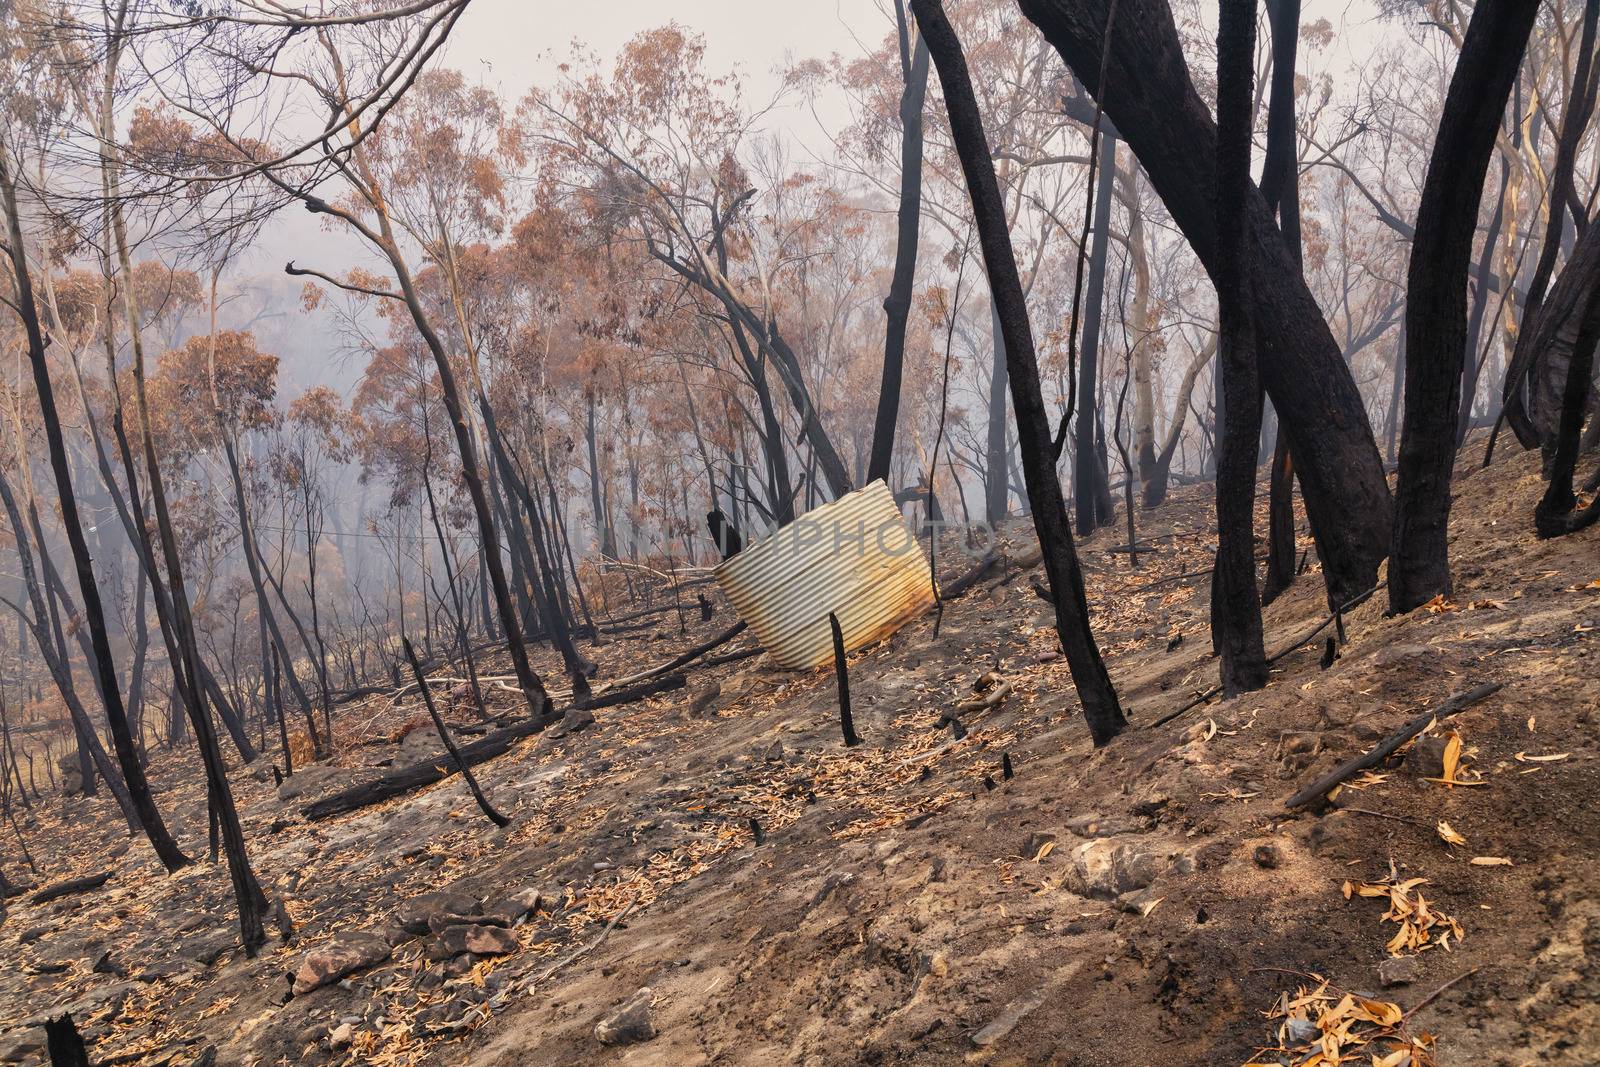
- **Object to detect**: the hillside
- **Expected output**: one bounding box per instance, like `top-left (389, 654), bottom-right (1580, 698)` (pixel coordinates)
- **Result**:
top-left (1, 438), bottom-right (1596, 1067)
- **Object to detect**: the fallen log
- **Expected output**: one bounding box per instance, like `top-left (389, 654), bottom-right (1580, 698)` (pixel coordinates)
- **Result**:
top-left (583, 673), bottom-right (687, 710)
top-left (304, 673), bottom-right (696, 821)
top-left (1284, 683), bottom-right (1503, 809)
top-left (937, 553), bottom-right (1000, 600)
top-left (30, 871), bottom-right (112, 905)
top-left (600, 621), bottom-right (750, 691)
top-left (701, 645), bottom-right (763, 668)
top-left (302, 717), bottom-right (551, 821)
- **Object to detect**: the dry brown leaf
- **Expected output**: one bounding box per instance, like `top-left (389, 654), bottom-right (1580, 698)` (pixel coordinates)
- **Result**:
top-left (1436, 821), bottom-right (1467, 847)
top-left (1514, 751), bottom-right (1569, 763)
top-left (1440, 731), bottom-right (1462, 782)
top-left (1469, 856), bottom-right (1513, 866)
top-left (1032, 840), bottom-right (1056, 863)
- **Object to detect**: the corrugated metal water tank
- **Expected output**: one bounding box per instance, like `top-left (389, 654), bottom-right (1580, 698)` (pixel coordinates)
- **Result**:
top-left (713, 479), bottom-right (935, 670)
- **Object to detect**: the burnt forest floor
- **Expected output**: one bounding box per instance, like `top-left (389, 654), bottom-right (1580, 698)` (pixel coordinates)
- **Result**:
top-left (1, 433), bottom-right (1597, 1067)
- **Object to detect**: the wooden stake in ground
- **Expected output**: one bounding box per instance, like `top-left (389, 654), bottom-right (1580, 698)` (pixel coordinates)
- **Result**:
top-left (828, 613), bottom-right (861, 747)
top-left (401, 637), bottom-right (510, 829)
top-left (44, 1013), bottom-right (89, 1067)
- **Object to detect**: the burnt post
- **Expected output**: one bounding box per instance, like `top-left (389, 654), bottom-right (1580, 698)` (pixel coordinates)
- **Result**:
top-left (828, 613), bottom-right (861, 747)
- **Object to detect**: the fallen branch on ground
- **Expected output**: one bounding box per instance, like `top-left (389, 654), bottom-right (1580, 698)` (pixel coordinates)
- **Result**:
top-left (582, 673), bottom-right (687, 710)
top-left (1284, 683), bottom-right (1503, 809)
top-left (302, 716), bottom-right (554, 821)
top-left (937, 553), bottom-right (1000, 599)
top-left (30, 872), bottom-right (112, 904)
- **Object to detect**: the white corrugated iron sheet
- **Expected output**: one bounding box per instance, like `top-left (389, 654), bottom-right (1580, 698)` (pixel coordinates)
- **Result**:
top-left (713, 479), bottom-right (935, 670)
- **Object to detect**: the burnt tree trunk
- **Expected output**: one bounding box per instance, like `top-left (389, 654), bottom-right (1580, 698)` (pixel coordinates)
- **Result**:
top-left (0, 153), bottom-right (185, 867)
top-left (1391, 0), bottom-right (1537, 614)
top-left (1501, 0), bottom-right (1600, 447)
top-left (868, 2), bottom-right (931, 485)
top-left (914, 0), bottom-right (1127, 744)
top-left (1258, 0), bottom-right (1302, 607)
top-left (984, 298), bottom-right (1011, 525)
top-left (1534, 271), bottom-right (1600, 535)
top-left (1211, 0), bottom-right (1269, 695)
top-left (1458, 157), bottom-right (1509, 447)
top-left (401, 637), bottom-right (509, 828)
top-left (1076, 126), bottom-right (1119, 537)
top-left (1018, 0), bottom-right (1394, 608)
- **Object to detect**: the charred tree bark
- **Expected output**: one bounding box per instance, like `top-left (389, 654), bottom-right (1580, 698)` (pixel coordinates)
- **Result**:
top-left (1501, 0), bottom-right (1600, 447)
top-left (1018, 0), bottom-right (1394, 608)
top-left (914, 0), bottom-right (1127, 744)
top-left (1458, 158), bottom-right (1509, 447)
top-left (585, 393), bottom-right (618, 559)
top-left (869, 2), bottom-right (931, 485)
top-left (297, 190), bottom-right (551, 721)
top-left (479, 406), bottom-right (592, 699)
top-left (0, 468), bottom-right (137, 832)
top-left (1534, 276), bottom-right (1600, 535)
top-left (1258, 0), bottom-right (1302, 607)
top-left (1391, 0), bottom-right (1537, 614)
top-left (1211, 0), bottom-right (1269, 695)
top-left (99, 134), bottom-right (267, 947)
top-left (1076, 126), bottom-right (1119, 537)
top-left (0, 152), bottom-right (184, 867)
top-left (984, 298), bottom-right (1011, 525)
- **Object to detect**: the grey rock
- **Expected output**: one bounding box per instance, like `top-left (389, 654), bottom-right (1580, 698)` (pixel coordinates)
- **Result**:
top-left (685, 682), bottom-right (721, 719)
top-left (276, 764), bottom-right (349, 802)
top-left (971, 988), bottom-right (1047, 1047)
top-left (0, 1032), bottom-right (43, 1064)
top-left (291, 933), bottom-right (392, 995)
top-left (178, 932), bottom-right (235, 966)
top-left (397, 727), bottom-right (445, 763)
top-left (548, 709), bottom-right (596, 740)
top-left (1283, 1017), bottom-right (1319, 1045)
top-left (443, 953), bottom-right (480, 978)
top-left (433, 924), bottom-right (518, 957)
top-left (1404, 736), bottom-right (1450, 779)
top-left (1068, 839), bottom-right (1160, 899)
top-left (1064, 813), bottom-right (1142, 839)
top-left (1378, 955), bottom-right (1422, 987)
top-left (426, 912), bottom-right (507, 935)
top-left (594, 987), bottom-right (656, 1046)
top-left (328, 1022), bottom-right (355, 1050)
top-left (484, 887), bottom-right (547, 925)
top-left (394, 891), bottom-right (481, 935)
top-left (1116, 888), bottom-right (1165, 915)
